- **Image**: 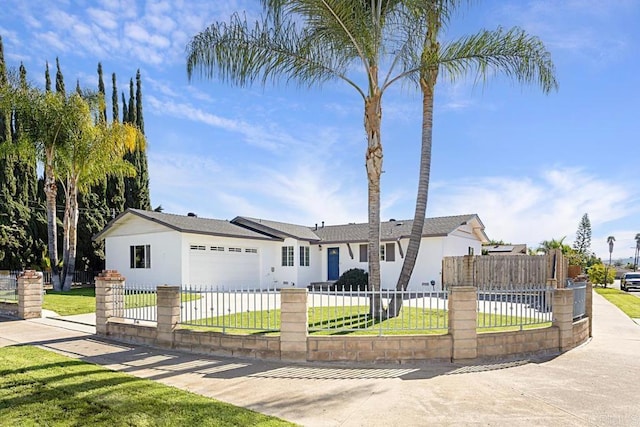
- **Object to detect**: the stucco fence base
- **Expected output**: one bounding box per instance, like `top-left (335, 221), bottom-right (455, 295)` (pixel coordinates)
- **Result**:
top-left (0, 302), bottom-right (18, 318)
top-left (101, 320), bottom-right (590, 364)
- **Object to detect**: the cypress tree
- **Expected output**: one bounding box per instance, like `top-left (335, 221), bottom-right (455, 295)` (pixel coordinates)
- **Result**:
top-left (107, 73), bottom-right (125, 216)
top-left (111, 73), bottom-right (118, 124)
top-left (97, 63), bottom-right (107, 123)
top-left (55, 57), bottom-right (65, 95)
top-left (75, 79), bottom-right (81, 95)
top-left (0, 35), bottom-right (20, 268)
top-left (121, 92), bottom-right (128, 123)
top-left (135, 69), bottom-right (144, 134)
top-left (45, 61), bottom-right (51, 92)
top-left (127, 78), bottom-right (135, 125)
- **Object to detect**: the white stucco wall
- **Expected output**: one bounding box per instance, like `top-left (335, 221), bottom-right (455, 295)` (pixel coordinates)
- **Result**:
top-left (105, 229), bottom-right (183, 285)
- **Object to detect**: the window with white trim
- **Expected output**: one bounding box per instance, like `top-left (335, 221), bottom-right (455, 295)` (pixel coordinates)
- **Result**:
top-left (245, 248), bottom-right (258, 254)
top-left (381, 242), bottom-right (395, 262)
top-left (299, 246), bottom-right (310, 267)
top-left (190, 245), bottom-right (206, 251)
top-left (228, 247), bottom-right (242, 252)
top-left (130, 245), bottom-right (150, 269)
top-left (210, 246), bottom-right (224, 251)
top-left (281, 246), bottom-right (294, 266)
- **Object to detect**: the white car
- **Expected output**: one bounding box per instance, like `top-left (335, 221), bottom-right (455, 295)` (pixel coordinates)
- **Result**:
top-left (621, 272), bottom-right (640, 292)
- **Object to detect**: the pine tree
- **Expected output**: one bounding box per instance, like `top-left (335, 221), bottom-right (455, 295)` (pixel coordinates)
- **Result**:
top-left (573, 213), bottom-right (592, 255)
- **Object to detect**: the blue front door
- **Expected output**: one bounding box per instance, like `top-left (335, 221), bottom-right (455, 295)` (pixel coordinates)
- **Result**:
top-left (327, 247), bottom-right (340, 281)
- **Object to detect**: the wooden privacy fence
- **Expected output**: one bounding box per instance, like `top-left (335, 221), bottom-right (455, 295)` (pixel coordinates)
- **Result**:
top-left (443, 250), bottom-right (567, 288)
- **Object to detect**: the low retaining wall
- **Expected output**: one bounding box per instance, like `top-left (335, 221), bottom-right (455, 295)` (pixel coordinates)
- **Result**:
top-left (103, 319), bottom-right (591, 364)
top-left (308, 334), bottom-right (452, 363)
top-left (0, 301), bottom-right (18, 318)
top-left (477, 327), bottom-right (560, 359)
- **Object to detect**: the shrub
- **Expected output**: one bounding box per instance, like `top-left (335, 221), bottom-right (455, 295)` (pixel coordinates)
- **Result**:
top-left (587, 263), bottom-right (615, 287)
top-left (333, 268), bottom-right (368, 291)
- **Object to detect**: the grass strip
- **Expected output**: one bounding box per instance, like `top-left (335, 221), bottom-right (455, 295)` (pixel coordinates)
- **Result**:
top-left (595, 287), bottom-right (640, 318)
top-left (0, 345), bottom-right (294, 427)
top-left (43, 288), bottom-right (201, 316)
top-left (182, 306), bottom-right (548, 335)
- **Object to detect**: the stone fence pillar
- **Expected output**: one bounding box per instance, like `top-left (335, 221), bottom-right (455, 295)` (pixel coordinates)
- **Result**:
top-left (95, 270), bottom-right (125, 336)
top-left (448, 286), bottom-right (478, 361)
top-left (156, 286), bottom-right (180, 347)
top-left (552, 288), bottom-right (574, 351)
top-left (280, 288), bottom-right (308, 361)
top-left (18, 270), bottom-right (42, 319)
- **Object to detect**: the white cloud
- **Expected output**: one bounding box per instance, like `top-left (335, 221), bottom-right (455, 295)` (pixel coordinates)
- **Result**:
top-left (429, 168), bottom-right (639, 258)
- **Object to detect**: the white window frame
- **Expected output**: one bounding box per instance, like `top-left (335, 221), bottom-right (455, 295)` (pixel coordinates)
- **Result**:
top-left (130, 244), bottom-right (151, 269)
top-left (299, 246), bottom-right (310, 267)
top-left (282, 246), bottom-right (294, 267)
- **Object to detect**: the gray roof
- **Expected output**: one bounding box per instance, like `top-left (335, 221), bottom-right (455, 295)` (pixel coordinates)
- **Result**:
top-left (95, 210), bottom-right (486, 244)
top-left (312, 214), bottom-right (484, 243)
top-left (483, 244), bottom-right (527, 255)
top-left (94, 209), bottom-right (276, 241)
top-left (232, 216), bottom-right (321, 241)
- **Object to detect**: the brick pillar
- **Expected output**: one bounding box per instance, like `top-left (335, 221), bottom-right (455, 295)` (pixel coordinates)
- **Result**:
top-left (95, 270), bottom-right (125, 336)
top-left (156, 285), bottom-right (180, 347)
top-left (280, 288), bottom-right (308, 361)
top-left (17, 270), bottom-right (42, 319)
top-left (448, 286), bottom-right (477, 361)
top-left (553, 288), bottom-right (574, 351)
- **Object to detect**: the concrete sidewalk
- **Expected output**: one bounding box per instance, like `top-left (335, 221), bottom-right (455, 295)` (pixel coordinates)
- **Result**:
top-left (1, 292), bottom-right (639, 426)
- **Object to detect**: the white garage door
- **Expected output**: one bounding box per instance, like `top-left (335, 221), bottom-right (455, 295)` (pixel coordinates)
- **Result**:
top-left (188, 245), bottom-right (259, 289)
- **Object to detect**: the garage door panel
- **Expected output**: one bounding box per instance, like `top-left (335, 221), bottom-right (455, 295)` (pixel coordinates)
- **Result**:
top-left (189, 249), bottom-right (259, 289)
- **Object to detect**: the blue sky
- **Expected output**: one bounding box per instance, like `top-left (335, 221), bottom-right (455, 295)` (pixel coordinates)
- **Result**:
top-left (1, 0), bottom-right (639, 260)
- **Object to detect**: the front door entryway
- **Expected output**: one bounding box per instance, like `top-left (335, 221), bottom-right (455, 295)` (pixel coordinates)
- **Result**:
top-left (327, 247), bottom-right (340, 281)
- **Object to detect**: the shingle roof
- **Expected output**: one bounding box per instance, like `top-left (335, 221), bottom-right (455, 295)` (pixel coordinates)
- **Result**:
top-left (94, 209), bottom-right (276, 241)
top-left (232, 216), bottom-right (321, 241)
top-left (312, 214), bottom-right (483, 243)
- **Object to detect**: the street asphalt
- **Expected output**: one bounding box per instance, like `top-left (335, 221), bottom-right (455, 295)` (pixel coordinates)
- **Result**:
top-left (2, 291), bottom-right (640, 426)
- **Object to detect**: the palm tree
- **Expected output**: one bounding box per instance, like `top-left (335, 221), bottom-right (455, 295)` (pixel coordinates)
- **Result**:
top-left (536, 237), bottom-right (569, 254)
top-left (57, 91), bottom-right (141, 291)
top-left (186, 0), bottom-right (414, 317)
top-left (8, 87), bottom-right (77, 291)
top-left (634, 233), bottom-right (640, 271)
top-left (392, 1), bottom-right (558, 301)
top-left (605, 235), bottom-right (615, 288)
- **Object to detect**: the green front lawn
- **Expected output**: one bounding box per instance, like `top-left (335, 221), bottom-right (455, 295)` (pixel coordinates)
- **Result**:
top-left (0, 346), bottom-right (293, 426)
top-left (183, 306), bottom-right (549, 335)
top-left (595, 287), bottom-right (640, 318)
top-left (44, 288), bottom-right (96, 316)
top-left (43, 288), bottom-right (201, 316)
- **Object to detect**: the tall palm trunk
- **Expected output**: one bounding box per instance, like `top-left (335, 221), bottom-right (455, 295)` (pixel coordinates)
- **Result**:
top-left (388, 69), bottom-right (437, 318)
top-left (364, 89), bottom-right (383, 319)
top-left (44, 148), bottom-right (62, 291)
top-left (62, 177), bottom-right (79, 291)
